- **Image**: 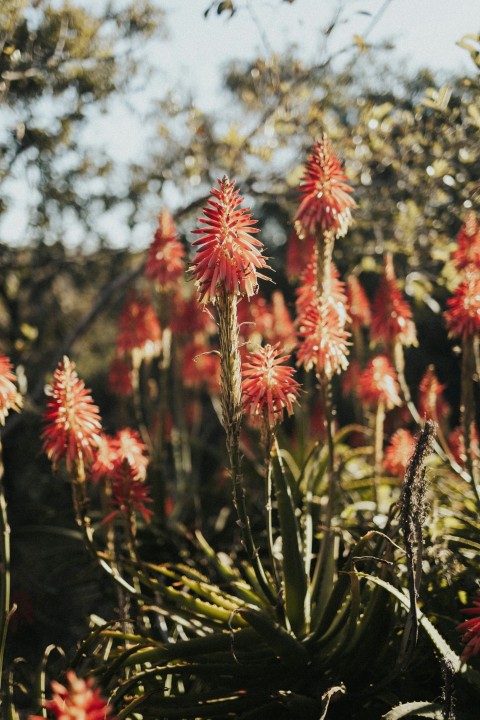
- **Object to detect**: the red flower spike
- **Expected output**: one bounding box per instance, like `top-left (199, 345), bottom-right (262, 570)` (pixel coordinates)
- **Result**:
top-left (457, 590), bottom-right (480, 662)
top-left (0, 353), bottom-right (22, 425)
top-left (449, 425), bottom-right (480, 465)
top-left (107, 357), bottom-right (133, 397)
top-left (89, 429), bottom-right (149, 485)
top-left (145, 208), bottom-right (185, 289)
top-left (42, 357), bottom-right (102, 471)
top-left (242, 343), bottom-right (300, 428)
top-left (418, 365), bottom-right (450, 422)
top-left (116, 290), bottom-right (162, 357)
top-left (111, 429), bottom-right (149, 481)
top-left (296, 296), bottom-right (350, 380)
top-left (371, 254), bottom-right (417, 347)
top-left (295, 134), bottom-right (356, 239)
top-left (191, 177), bottom-right (270, 304)
top-left (28, 670), bottom-right (114, 720)
top-left (444, 272), bottom-right (480, 340)
top-left (357, 355), bottom-right (401, 410)
top-left (384, 429), bottom-right (416, 478)
top-left (346, 275), bottom-right (371, 329)
top-left (105, 459), bottom-right (154, 525)
top-left (452, 212), bottom-right (480, 271)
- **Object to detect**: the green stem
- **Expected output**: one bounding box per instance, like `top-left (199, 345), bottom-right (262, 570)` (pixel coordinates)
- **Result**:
top-left (0, 439), bottom-right (11, 694)
top-left (217, 293), bottom-right (275, 606)
top-left (265, 430), bottom-right (280, 592)
top-left (310, 378), bottom-right (336, 602)
top-left (461, 334), bottom-right (480, 508)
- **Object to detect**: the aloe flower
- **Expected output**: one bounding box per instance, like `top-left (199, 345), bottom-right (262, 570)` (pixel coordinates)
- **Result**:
top-left (104, 459), bottom-right (154, 526)
top-left (190, 176), bottom-right (269, 304)
top-left (0, 353), bottom-right (22, 425)
top-left (357, 355), bottom-right (401, 410)
top-left (457, 590), bottom-right (480, 662)
top-left (295, 133), bottom-right (356, 240)
top-left (444, 272), bottom-right (480, 340)
top-left (452, 212), bottom-right (480, 271)
top-left (371, 254), bottom-right (417, 348)
top-left (145, 208), bottom-right (185, 289)
top-left (346, 274), bottom-right (371, 329)
top-left (89, 429), bottom-right (149, 485)
top-left (42, 357), bottom-right (102, 471)
top-left (242, 343), bottom-right (300, 429)
top-left (418, 365), bottom-right (450, 422)
top-left (116, 290), bottom-right (162, 358)
top-left (384, 429), bottom-right (416, 478)
top-left (28, 670), bottom-right (114, 720)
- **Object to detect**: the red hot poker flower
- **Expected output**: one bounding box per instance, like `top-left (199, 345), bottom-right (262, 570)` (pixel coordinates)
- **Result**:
top-left (296, 296), bottom-right (350, 380)
top-left (452, 212), bottom-right (480, 271)
top-left (145, 208), bottom-right (186, 289)
top-left (384, 429), bottom-right (416, 478)
top-left (42, 357), bottom-right (102, 471)
top-left (444, 272), bottom-right (480, 340)
top-left (457, 590), bottom-right (480, 662)
top-left (357, 355), bottom-right (401, 410)
top-left (295, 134), bottom-right (356, 239)
top-left (116, 290), bottom-right (162, 358)
top-left (371, 254), bottom-right (417, 347)
top-left (418, 365), bottom-right (450, 422)
top-left (346, 275), bottom-right (371, 329)
top-left (104, 459), bottom-right (154, 525)
top-left (191, 176), bottom-right (269, 304)
top-left (0, 353), bottom-right (22, 425)
top-left (89, 429), bottom-right (149, 485)
top-left (242, 343), bottom-right (300, 428)
top-left (28, 670), bottom-right (114, 720)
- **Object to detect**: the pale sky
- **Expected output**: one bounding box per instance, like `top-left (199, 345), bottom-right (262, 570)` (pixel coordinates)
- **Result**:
top-left (1, 0), bottom-right (479, 247)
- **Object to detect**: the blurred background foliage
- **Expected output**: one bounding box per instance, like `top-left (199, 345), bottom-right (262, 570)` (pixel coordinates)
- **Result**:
top-left (0, 0), bottom-right (479, 688)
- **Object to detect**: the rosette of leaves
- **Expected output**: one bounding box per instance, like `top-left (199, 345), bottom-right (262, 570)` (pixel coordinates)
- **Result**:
top-left (69, 424), bottom-right (480, 719)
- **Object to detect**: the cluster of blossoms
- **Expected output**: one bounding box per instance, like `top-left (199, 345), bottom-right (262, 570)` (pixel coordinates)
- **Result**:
top-left (191, 176), bottom-right (269, 304)
top-left (29, 670), bottom-right (113, 720)
top-left (0, 353), bottom-right (22, 425)
top-left (444, 212), bottom-right (480, 341)
top-left (295, 133), bottom-right (356, 240)
top-left (370, 254), bottom-right (417, 349)
top-left (145, 208), bottom-right (186, 290)
top-left (242, 344), bottom-right (300, 430)
top-left (42, 357), bottom-right (153, 524)
top-left (42, 357), bottom-right (102, 471)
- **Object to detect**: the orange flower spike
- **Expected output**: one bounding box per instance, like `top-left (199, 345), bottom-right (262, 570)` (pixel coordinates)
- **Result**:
top-left (116, 290), bottom-right (161, 356)
top-left (357, 355), bottom-right (402, 410)
top-left (105, 459), bottom-right (154, 525)
top-left (28, 670), bottom-right (114, 720)
top-left (295, 133), bottom-right (356, 239)
top-left (111, 428), bottom-right (149, 481)
top-left (242, 343), bottom-right (300, 429)
top-left (0, 353), bottom-right (22, 425)
top-left (191, 176), bottom-right (270, 304)
top-left (418, 365), bottom-right (450, 421)
top-left (452, 212), bottom-right (480, 271)
top-left (457, 589), bottom-right (480, 662)
top-left (444, 272), bottom-right (480, 340)
top-left (384, 429), bottom-right (416, 478)
top-left (346, 275), bottom-right (371, 329)
top-left (42, 357), bottom-right (102, 471)
top-left (371, 254), bottom-right (417, 347)
top-left (145, 208), bottom-right (186, 289)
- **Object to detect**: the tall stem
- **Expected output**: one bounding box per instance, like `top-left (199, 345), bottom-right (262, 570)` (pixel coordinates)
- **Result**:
top-left (0, 439), bottom-right (11, 694)
top-left (217, 293), bottom-right (275, 605)
top-left (461, 334), bottom-right (480, 507)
